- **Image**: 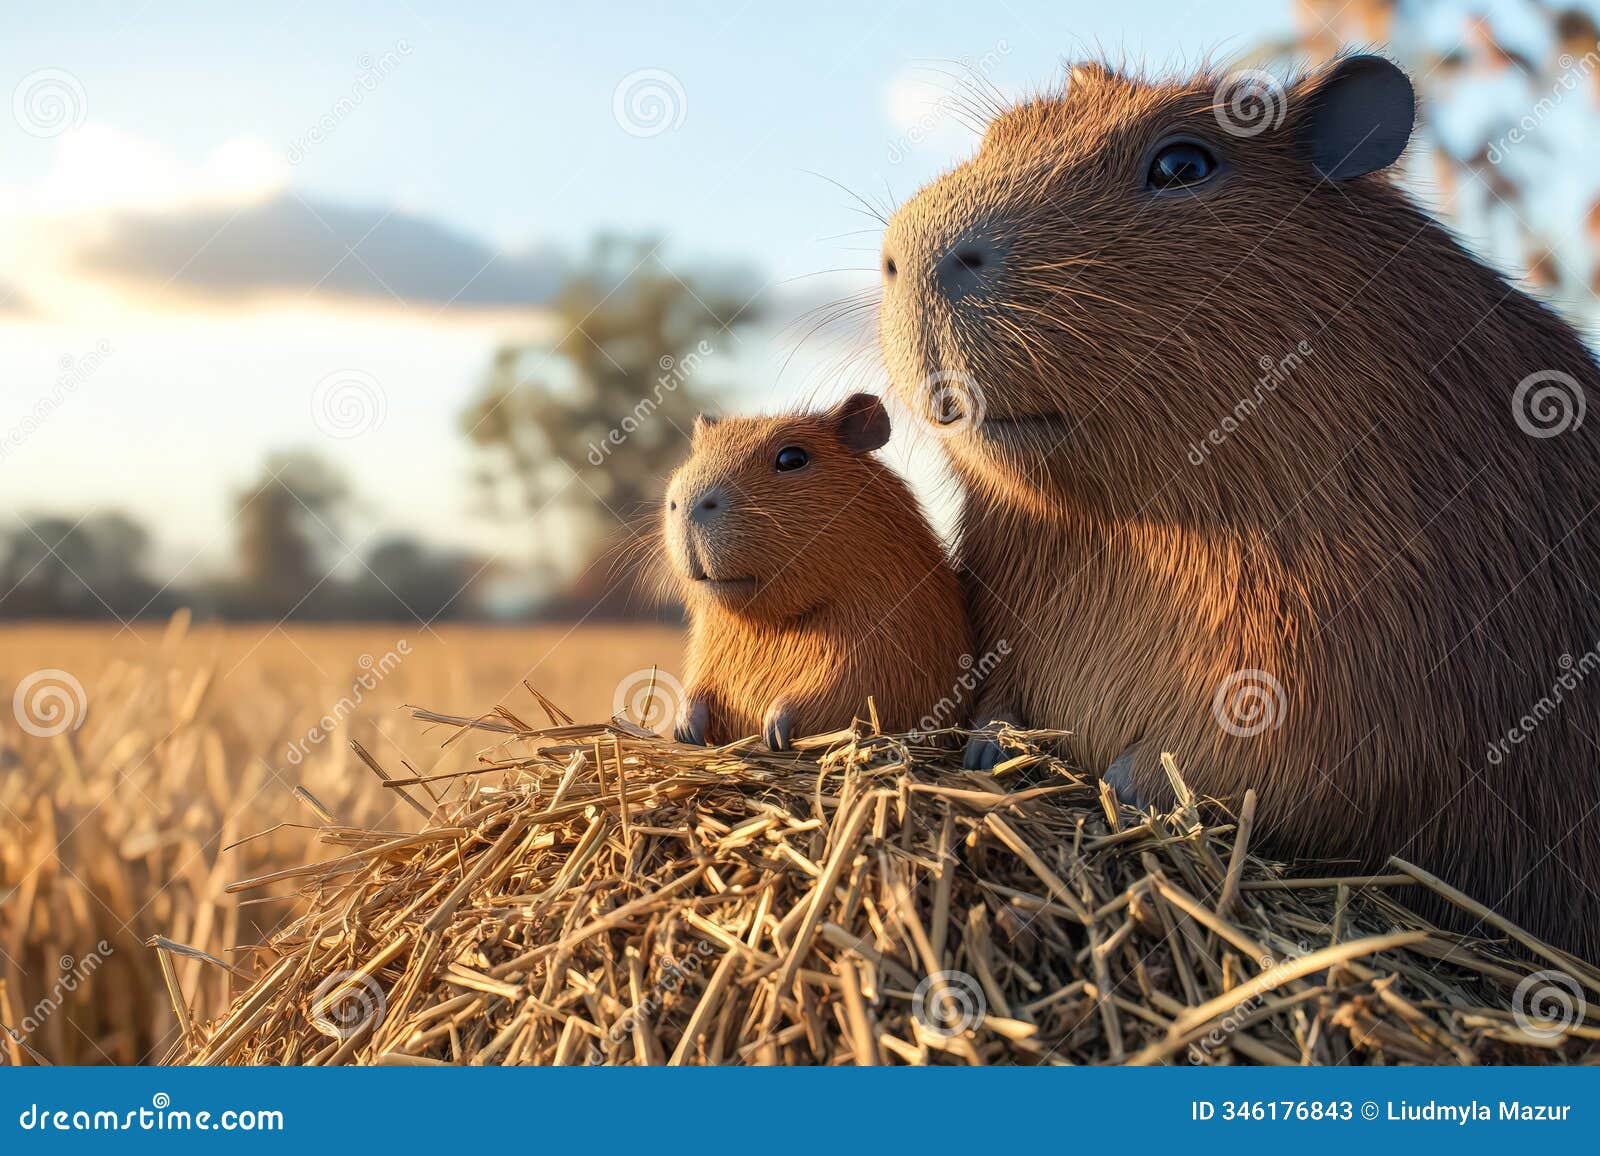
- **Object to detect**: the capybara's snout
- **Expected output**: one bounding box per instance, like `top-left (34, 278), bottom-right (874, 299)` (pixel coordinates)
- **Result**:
top-left (881, 214), bottom-right (1006, 303)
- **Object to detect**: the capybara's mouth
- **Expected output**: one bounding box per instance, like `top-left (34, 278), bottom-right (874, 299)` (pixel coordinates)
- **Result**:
top-left (683, 543), bottom-right (709, 582)
top-left (976, 414), bottom-right (1071, 446)
top-left (682, 537), bottom-right (758, 594)
top-left (696, 576), bottom-right (757, 592)
top-left (697, 576), bottom-right (759, 605)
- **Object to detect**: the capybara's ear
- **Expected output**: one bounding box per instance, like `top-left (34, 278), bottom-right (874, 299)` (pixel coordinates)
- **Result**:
top-left (692, 412), bottom-right (719, 440)
top-left (1293, 54), bottom-right (1414, 180)
top-left (831, 393), bottom-right (891, 453)
top-left (1066, 61), bottom-right (1116, 89)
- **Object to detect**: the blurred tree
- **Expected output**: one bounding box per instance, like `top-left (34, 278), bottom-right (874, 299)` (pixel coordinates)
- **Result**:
top-left (1259, 0), bottom-right (1600, 312)
top-left (233, 450), bottom-right (351, 614)
top-left (462, 236), bottom-right (758, 591)
top-left (0, 511), bottom-right (159, 618)
top-left (214, 453), bottom-right (492, 621)
top-left (359, 535), bottom-right (486, 622)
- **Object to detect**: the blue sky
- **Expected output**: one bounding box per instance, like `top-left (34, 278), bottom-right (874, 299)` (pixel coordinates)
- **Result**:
top-left (3, 1), bottom-right (1289, 262)
top-left (0, 0), bottom-right (1311, 577)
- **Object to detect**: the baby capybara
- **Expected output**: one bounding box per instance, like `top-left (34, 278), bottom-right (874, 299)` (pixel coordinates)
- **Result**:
top-left (878, 53), bottom-right (1600, 959)
top-left (662, 393), bottom-right (971, 748)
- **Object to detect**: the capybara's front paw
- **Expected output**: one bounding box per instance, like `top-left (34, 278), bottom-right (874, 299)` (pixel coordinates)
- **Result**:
top-left (762, 701), bottom-right (796, 751)
top-left (963, 713), bottom-right (1022, 771)
top-left (674, 696), bottom-right (710, 745)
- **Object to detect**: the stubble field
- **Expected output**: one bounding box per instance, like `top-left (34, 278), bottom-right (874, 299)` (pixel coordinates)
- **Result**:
top-left (0, 617), bottom-right (681, 1064)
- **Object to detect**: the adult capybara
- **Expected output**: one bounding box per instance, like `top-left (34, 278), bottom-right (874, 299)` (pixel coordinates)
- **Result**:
top-left (662, 393), bottom-right (971, 748)
top-left (878, 53), bottom-right (1600, 959)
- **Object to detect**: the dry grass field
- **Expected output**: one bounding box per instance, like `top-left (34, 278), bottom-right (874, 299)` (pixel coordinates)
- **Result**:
top-left (6, 617), bottom-right (1594, 1067)
top-left (0, 616), bottom-right (681, 1064)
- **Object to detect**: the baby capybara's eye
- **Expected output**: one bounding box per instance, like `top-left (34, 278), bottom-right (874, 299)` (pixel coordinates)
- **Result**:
top-left (774, 446), bottom-right (810, 472)
top-left (1146, 140), bottom-right (1217, 190)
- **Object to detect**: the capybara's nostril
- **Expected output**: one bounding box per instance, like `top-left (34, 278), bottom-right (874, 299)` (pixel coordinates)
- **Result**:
top-left (935, 241), bottom-right (995, 296)
top-left (689, 488), bottom-right (726, 525)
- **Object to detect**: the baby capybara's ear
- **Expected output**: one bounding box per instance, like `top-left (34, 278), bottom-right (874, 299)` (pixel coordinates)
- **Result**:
top-left (1292, 54), bottom-right (1415, 180)
top-left (830, 393), bottom-right (891, 453)
top-left (1066, 60), bottom-right (1118, 89)
top-left (692, 412), bottom-right (719, 441)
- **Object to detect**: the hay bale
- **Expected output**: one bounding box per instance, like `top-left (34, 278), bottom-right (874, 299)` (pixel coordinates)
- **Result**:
top-left (167, 698), bottom-right (1600, 1065)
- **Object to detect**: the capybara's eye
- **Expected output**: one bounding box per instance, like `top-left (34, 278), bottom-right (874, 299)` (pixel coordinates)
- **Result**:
top-left (774, 446), bottom-right (810, 472)
top-left (1147, 140), bottom-right (1217, 190)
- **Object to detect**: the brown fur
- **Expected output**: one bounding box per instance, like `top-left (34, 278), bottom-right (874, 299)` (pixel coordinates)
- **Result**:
top-left (662, 396), bottom-right (972, 745)
top-left (878, 58), bottom-right (1600, 958)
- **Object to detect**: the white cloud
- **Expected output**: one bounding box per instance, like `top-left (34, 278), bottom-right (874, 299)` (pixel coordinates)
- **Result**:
top-left (880, 62), bottom-right (1013, 164)
top-left (0, 125), bottom-right (292, 319)
top-left (885, 69), bottom-right (955, 134)
top-left (0, 124), bottom-right (565, 322)
top-left (16, 125), bottom-right (287, 217)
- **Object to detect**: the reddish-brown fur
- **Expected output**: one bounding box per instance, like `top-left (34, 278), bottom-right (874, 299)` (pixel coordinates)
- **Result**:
top-left (662, 395), bottom-right (972, 746)
top-left (878, 58), bottom-right (1600, 958)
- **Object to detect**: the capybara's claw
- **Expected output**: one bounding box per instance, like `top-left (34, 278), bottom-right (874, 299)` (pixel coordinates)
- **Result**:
top-left (963, 716), bottom-right (1019, 771)
top-left (762, 703), bottom-right (794, 751)
top-left (674, 697), bottom-right (709, 746)
top-left (964, 733), bottom-right (1002, 770)
top-left (1104, 742), bottom-right (1145, 808)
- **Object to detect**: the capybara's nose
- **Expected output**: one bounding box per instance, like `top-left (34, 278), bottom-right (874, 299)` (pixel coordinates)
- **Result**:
top-left (933, 240), bottom-right (995, 297)
top-left (688, 486), bottom-right (727, 525)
